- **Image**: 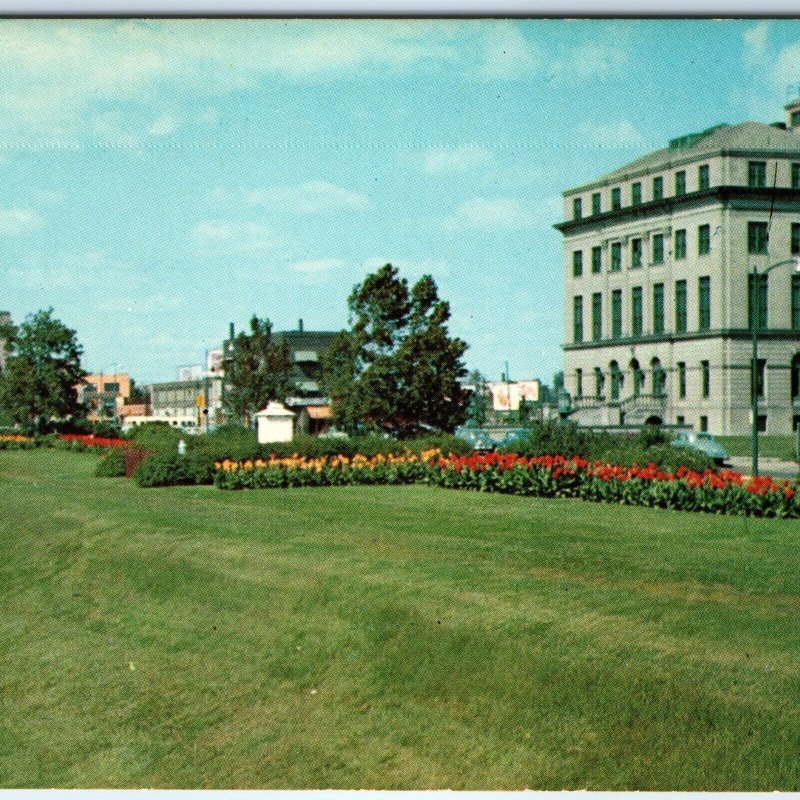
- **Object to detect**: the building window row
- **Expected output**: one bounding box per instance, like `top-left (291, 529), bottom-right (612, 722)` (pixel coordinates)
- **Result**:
top-left (571, 163), bottom-right (711, 220)
top-left (571, 159), bottom-right (800, 221)
top-left (572, 277), bottom-right (712, 343)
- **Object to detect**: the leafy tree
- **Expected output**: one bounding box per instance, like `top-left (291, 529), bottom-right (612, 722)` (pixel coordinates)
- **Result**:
top-left (0, 308), bottom-right (86, 432)
top-left (127, 378), bottom-right (149, 405)
top-left (324, 264), bottom-right (468, 435)
top-left (225, 316), bottom-right (296, 426)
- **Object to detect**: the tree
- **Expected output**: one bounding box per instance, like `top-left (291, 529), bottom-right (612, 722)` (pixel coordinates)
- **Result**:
top-left (323, 264), bottom-right (468, 435)
top-left (128, 378), bottom-right (149, 405)
top-left (0, 308), bottom-right (86, 432)
top-left (225, 316), bottom-right (296, 426)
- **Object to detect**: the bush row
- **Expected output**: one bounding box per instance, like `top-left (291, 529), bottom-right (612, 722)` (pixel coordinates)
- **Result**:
top-left (498, 420), bottom-right (716, 473)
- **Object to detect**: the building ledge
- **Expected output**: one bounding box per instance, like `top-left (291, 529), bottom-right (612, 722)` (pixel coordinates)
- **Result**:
top-left (565, 328), bottom-right (800, 350)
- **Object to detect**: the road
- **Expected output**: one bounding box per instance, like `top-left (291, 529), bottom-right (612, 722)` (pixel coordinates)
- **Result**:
top-left (727, 456), bottom-right (799, 481)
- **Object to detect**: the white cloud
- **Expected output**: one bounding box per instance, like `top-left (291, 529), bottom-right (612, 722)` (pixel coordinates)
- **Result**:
top-left (225, 181), bottom-right (369, 214)
top-left (292, 258), bottom-right (346, 274)
top-left (549, 41), bottom-right (627, 81)
top-left (578, 119), bottom-right (647, 148)
top-left (479, 22), bottom-right (541, 79)
top-left (743, 21), bottom-right (770, 70)
top-left (0, 208), bottom-right (43, 235)
top-left (148, 112), bottom-right (178, 136)
top-left (192, 220), bottom-right (279, 254)
top-left (443, 197), bottom-right (538, 231)
top-left (421, 146), bottom-right (493, 174)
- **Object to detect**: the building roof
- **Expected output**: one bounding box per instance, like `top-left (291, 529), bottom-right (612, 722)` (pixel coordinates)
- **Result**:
top-left (565, 121), bottom-right (800, 194)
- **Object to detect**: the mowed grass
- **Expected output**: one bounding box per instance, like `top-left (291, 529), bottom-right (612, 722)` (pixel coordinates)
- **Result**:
top-left (2, 451), bottom-right (800, 790)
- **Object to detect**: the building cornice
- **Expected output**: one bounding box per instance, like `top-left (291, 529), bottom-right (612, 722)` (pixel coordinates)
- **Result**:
top-left (554, 186), bottom-right (800, 235)
top-left (563, 327), bottom-right (800, 351)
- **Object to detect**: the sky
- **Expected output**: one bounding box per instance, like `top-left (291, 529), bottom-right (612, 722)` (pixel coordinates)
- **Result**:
top-left (3, 18), bottom-right (800, 385)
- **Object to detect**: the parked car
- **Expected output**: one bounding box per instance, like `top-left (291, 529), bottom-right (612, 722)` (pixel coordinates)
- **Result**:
top-left (671, 431), bottom-right (728, 465)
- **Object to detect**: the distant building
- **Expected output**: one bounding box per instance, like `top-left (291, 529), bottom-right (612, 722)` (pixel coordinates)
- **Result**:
top-left (148, 375), bottom-right (223, 433)
top-left (79, 373), bottom-right (131, 423)
top-left (558, 99), bottom-right (800, 434)
top-left (176, 364), bottom-right (205, 382)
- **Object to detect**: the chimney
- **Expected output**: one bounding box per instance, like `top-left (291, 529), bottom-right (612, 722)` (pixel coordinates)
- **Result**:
top-left (785, 98), bottom-right (800, 131)
top-left (298, 318), bottom-right (304, 332)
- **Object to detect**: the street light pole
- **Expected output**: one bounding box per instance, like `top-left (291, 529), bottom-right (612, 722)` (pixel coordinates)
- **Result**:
top-left (750, 264), bottom-right (759, 477)
top-left (749, 257), bottom-right (800, 478)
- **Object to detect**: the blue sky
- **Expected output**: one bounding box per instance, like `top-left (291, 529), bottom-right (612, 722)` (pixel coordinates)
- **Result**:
top-left (3, 18), bottom-right (800, 385)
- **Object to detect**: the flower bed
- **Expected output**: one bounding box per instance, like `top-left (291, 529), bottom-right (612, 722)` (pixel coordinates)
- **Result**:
top-left (213, 450), bottom-right (439, 490)
top-left (214, 450), bottom-right (799, 519)
top-left (59, 434), bottom-right (129, 448)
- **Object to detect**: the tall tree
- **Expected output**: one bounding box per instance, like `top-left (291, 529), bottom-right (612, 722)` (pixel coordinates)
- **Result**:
top-left (324, 264), bottom-right (468, 435)
top-left (0, 308), bottom-right (86, 432)
top-left (225, 316), bottom-right (296, 426)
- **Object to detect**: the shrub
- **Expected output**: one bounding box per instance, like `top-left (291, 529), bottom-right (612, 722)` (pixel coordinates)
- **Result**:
top-left (95, 448), bottom-right (126, 477)
top-left (128, 422), bottom-right (185, 453)
top-left (133, 452), bottom-right (195, 488)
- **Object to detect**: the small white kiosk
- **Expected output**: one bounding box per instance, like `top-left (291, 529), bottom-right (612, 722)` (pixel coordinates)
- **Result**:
top-left (255, 401), bottom-right (295, 444)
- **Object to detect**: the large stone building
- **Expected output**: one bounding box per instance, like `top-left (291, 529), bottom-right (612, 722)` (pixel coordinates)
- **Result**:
top-left (557, 100), bottom-right (800, 435)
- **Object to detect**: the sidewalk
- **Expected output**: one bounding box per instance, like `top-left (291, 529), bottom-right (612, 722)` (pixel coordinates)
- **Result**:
top-left (727, 456), bottom-right (799, 480)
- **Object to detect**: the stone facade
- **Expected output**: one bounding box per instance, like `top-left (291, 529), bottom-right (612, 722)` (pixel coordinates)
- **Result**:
top-left (558, 105), bottom-right (800, 435)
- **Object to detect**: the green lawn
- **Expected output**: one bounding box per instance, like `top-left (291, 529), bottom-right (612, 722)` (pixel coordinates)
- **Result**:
top-left (717, 434), bottom-right (799, 462)
top-left (2, 450), bottom-right (800, 790)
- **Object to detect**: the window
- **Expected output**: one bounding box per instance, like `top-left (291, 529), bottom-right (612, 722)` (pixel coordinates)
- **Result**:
top-left (751, 358), bottom-right (766, 399)
top-left (677, 362), bottom-right (687, 399)
top-left (592, 293), bottom-right (602, 341)
top-left (700, 415), bottom-right (709, 433)
top-left (611, 241), bottom-right (622, 271)
top-left (611, 187), bottom-right (621, 210)
top-left (675, 170), bottom-right (686, 196)
top-left (698, 276), bottom-right (711, 331)
top-left (572, 250), bottom-right (583, 277)
top-left (748, 221), bottom-right (769, 254)
top-left (792, 222), bottom-right (800, 255)
top-left (793, 111), bottom-right (800, 127)
top-left (677, 415), bottom-right (685, 425)
top-left (631, 182), bottom-right (642, 206)
top-left (652, 233), bottom-right (664, 264)
top-left (653, 283), bottom-right (665, 335)
top-left (793, 275), bottom-right (800, 330)
top-left (611, 290), bottom-right (622, 340)
top-left (748, 274), bottom-right (769, 330)
top-left (675, 279), bottom-right (687, 333)
top-left (631, 238), bottom-right (642, 269)
top-left (701, 360), bottom-right (710, 398)
top-left (592, 192), bottom-right (601, 215)
top-left (674, 229), bottom-right (687, 259)
top-left (652, 358), bottom-right (666, 395)
top-left (698, 164), bottom-right (710, 190)
top-left (591, 246), bottom-right (602, 274)
top-left (698, 224), bottom-right (711, 255)
top-left (792, 353), bottom-right (800, 400)
top-left (632, 286), bottom-right (643, 337)
top-left (573, 296), bottom-right (584, 344)
top-left (573, 197), bottom-right (582, 220)
top-left (594, 367), bottom-right (604, 399)
top-left (652, 176), bottom-right (663, 200)
top-left (575, 368), bottom-right (583, 398)
top-left (748, 160), bottom-right (767, 188)
top-left (793, 163), bottom-right (800, 190)
top-left (103, 382), bottom-right (119, 393)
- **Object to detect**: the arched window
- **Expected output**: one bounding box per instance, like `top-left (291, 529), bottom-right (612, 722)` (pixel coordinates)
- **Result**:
top-left (792, 352), bottom-right (800, 401)
top-left (630, 358), bottom-right (644, 396)
top-left (651, 357), bottom-right (665, 396)
top-left (610, 360), bottom-right (622, 401)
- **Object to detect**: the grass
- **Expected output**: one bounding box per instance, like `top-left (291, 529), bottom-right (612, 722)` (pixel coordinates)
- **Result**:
top-left (717, 434), bottom-right (799, 462)
top-left (2, 449), bottom-right (800, 790)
